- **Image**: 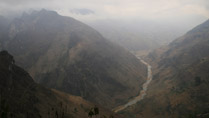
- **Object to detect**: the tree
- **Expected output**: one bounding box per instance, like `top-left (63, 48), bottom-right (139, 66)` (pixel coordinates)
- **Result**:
top-left (109, 115), bottom-right (114, 118)
top-left (94, 106), bottom-right (99, 115)
top-left (195, 76), bottom-right (201, 86)
top-left (88, 106), bottom-right (100, 118)
top-left (1, 99), bottom-right (9, 118)
top-left (73, 108), bottom-right (78, 113)
top-left (88, 109), bottom-right (94, 118)
top-left (55, 111), bottom-right (58, 118)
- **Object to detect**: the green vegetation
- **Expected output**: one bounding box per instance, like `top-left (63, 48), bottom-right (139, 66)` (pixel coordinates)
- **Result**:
top-left (194, 76), bottom-right (202, 86)
top-left (88, 106), bottom-right (99, 118)
top-left (47, 102), bottom-right (68, 118)
top-left (1, 99), bottom-right (9, 118)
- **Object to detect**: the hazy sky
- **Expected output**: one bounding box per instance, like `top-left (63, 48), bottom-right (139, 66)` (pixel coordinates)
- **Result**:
top-left (0, 0), bottom-right (209, 26)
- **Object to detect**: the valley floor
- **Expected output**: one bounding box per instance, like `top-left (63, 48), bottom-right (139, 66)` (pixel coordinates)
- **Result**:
top-left (113, 55), bottom-right (152, 113)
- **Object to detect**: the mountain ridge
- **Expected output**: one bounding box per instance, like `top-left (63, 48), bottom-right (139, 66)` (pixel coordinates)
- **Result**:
top-left (0, 50), bottom-right (122, 118)
top-left (120, 19), bottom-right (209, 118)
top-left (0, 9), bottom-right (147, 109)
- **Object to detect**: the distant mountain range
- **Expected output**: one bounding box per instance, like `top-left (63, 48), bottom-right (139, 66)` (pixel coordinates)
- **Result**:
top-left (0, 9), bottom-right (147, 109)
top-left (88, 20), bottom-right (187, 53)
top-left (121, 19), bottom-right (209, 118)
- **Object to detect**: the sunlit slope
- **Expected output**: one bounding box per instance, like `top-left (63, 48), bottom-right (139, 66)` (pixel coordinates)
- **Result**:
top-left (121, 19), bottom-right (209, 118)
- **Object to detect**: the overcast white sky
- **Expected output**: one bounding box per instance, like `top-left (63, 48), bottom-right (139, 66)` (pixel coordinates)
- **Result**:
top-left (0, 0), bottom-right (209, 27)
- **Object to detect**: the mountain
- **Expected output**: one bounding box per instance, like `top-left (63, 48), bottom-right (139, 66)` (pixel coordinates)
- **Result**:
top-left (0, 9), bottom-right (147, 108)
top-left (120, 19), bottom-right (209, 118)
top-left (0, 50), bottom-right (121, 118)
top-left (88, 19), bottom-right (186, 54)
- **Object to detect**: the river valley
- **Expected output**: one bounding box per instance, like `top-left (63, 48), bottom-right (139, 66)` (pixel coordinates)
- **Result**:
top-left (113, 55), bottom-right (152, 113)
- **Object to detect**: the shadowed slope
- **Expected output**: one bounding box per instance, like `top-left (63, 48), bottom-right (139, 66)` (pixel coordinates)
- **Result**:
top-left (1, 10), bottom-right (147, 108)
top-left (0, 50), bottom-right (122, 118)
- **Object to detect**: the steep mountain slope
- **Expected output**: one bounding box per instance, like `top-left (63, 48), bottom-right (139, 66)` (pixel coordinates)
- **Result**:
top-left (0, 9), bottom-right (147, 108)
top-left (121, 19), bottom-right (209, 118)
top-left (0, 50), bottom-right (121, 118)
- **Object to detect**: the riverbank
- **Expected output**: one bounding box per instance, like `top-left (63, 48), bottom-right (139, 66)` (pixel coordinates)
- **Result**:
top-left (113, 56), bottom-right (152, 113)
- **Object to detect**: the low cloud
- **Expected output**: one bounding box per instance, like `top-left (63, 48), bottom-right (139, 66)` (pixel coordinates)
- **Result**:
top-left (0, 0), bottom-right (208, 26)
top-left (70, 9), bottom-right (94, 15)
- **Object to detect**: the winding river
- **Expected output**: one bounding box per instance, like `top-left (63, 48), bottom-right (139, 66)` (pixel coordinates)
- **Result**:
top-left (113, 55), bottom-right (152, 113)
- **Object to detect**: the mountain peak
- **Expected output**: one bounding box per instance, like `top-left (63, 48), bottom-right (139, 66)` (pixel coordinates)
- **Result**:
top-left (1, 10), bottom-right (147, 109)
top-left (32, 9), bottom-right (58, 16)
top-left (20, 9), bottom-right (59, 20)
